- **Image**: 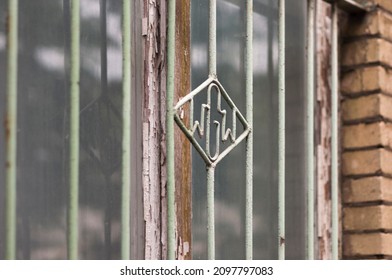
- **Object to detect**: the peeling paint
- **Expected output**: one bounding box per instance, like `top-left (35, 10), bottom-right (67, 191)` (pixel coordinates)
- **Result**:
top-left (316, 2), bottom-right (333, 260)
top-left (4, 117), bottom-right (10, 142)
top-left (143, 0), bottom-right (165, 260)
top-left (280, 236), bottom-right (285, 246)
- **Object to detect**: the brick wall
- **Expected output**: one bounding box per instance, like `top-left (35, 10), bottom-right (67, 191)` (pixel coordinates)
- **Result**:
top-left (341, 0), bottom-right (392, 259)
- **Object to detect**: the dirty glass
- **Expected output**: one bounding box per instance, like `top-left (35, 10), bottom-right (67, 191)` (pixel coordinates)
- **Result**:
top-left (0, 0), bottom-right (141, 259)
top-left (191, 0), bottom-right (306, 259)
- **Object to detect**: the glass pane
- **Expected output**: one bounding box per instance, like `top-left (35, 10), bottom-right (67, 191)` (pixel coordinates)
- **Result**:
top-left (0, 0), bottom-right (141, 259)
top-left (191, 0), bottom-right (306, 259)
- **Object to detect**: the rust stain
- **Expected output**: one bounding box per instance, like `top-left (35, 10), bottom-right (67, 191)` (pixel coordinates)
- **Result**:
top-left (5, 161), bottom-right (10, 168)
top-left (4, 116), bottom-right (10, 142)
top-left (5, 13), bottom-right (10, 34)
top-left (324, 181), bottom-right (331, 200)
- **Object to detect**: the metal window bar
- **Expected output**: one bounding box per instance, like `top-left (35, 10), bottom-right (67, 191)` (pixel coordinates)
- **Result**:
top-left (331, 0), bottom-right (339, 260)
top-left (245, 0), bottom-right (254, 261)
top-left (5, 0), bottom-right (18, 260)
top-left (278, 0), bottom-right (286, 260)
top-left (99, 0), bottom-right (111, 259)
top-left (67, 0), bottom-right (80, 260)
top-left (306, 0), bottom-right (316, 260)
top-left (166, 0), bottom-right (177, 261)
top-left (121, 0), bottom-right (132, 260)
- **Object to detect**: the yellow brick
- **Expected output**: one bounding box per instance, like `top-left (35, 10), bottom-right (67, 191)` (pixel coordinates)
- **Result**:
top-left (344, 233), bottom-right (392, 256)
top-left (343, 123), bottom-right (380, 148)
top-left (341, 67), bottom-right (380, 94)
top-left (342, 94), bottom-right (392, 121)
top-left (343, 122), bottom-right (392, 149)
top-left (342, 38), bottom-right (392, 68)
top-left (341, 66), bottom-right (392, 95)
top-left (345, 10), bottom-right (392, 42)
top-left (381, 149), bottom-right (392, 174)
top-left (343, 95), bottom-right (379, 121)
top-left (342, 149), bottom-right (392, 176)
top-left (343, 150), bottom-right (380, 175)
top-left (343, 177), bottom-right (392, 203)
top-left (344, 205), bottom-right (392, 231)
top-left (380, 94), bottom-right (392, 120)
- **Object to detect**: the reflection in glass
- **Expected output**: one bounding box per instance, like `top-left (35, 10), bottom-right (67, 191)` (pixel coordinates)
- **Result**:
top-left (0, 0), bottom-right (133, 259)
top-left (191, 0), bottom-right (306, 259)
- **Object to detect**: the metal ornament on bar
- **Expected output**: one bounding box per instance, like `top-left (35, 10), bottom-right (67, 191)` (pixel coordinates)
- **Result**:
top-left (174, 79), bottom-right (250, 168)
top-left (173, 0), bottom-right (250, 260)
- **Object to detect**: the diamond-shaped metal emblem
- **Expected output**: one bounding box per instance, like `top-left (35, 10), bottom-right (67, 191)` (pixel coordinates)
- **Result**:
top-left (174, 77), bottom-right (250, 166)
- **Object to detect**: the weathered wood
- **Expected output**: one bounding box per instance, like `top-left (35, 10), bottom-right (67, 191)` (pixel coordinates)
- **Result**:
top-left (142, 0), bottom-right (165, 260)
top-left (142, 0), bottom-right (191, 260)
top-left (316, 1), bottom-right (333, 260)
top-left (173, 0), bottom-right (192, 260)
top-left (159, 0), bottom-right (168, 260)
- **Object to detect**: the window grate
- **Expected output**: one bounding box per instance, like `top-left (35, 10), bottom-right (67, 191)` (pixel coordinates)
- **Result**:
top-left (3, 0), bottom-right (369, 260)
top-left (3, 0), bottom-right (133, 260)
top-left (166, 0), bottom-right (351, 260)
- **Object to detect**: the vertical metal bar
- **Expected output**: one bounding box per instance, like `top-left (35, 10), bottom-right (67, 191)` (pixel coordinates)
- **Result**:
top-left (245, 0), bottom-right (253, 260)
top-left (278, 0), bottom-right (286, 260)
top-left (331, 1), bottom-right (339, 260)
top-left (100, 0), bottom-right (108, 95)
top-left (166, 0), bottom-right (176, 260)
top-left (100, 0), bottom-right (113, 260)
top-left (306, 0), bottom-right (315, 260)
top-left (209, 0), bottom-right (217, 78)
top-left (5, 0), bottom-right (18, 260)
top-left (207, 0), bottom-right (217, 260)
top-left (121, 0), bottom-right (131, 260)
top-left (207, 166), bottom-right (215, 260)
top-left (68, 0), bottom-right (80, 260)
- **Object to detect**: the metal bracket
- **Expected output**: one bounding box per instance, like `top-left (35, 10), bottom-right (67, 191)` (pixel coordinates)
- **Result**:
top-left (323, 0), bottom-right (374, 13)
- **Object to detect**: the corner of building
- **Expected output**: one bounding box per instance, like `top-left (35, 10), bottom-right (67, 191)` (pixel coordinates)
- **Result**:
top-left (341, 0), bottom-right (392, 259)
